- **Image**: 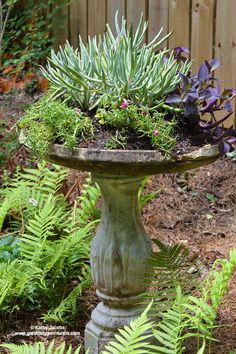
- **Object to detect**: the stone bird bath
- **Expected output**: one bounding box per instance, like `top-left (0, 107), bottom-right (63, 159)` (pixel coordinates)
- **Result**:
top-left (45, 144), bottom-right (219, 353)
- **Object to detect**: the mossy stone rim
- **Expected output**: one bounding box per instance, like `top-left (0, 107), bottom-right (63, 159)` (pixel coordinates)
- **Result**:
top-left (45, 144), bottom-right (220, 176)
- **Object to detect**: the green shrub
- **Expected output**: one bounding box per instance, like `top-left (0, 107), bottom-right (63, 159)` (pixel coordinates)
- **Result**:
top-left (2, 0), bottom-right (68, 71)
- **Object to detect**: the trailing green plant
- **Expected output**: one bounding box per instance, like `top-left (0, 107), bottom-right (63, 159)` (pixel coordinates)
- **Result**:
top-left (96, 101), bottom-right (176, 155)
top-left (19, 94), bottom-right (94, 157)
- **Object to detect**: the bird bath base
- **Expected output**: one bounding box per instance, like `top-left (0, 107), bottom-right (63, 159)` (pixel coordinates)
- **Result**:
top-left (84, 174), bottom-right (152, 353)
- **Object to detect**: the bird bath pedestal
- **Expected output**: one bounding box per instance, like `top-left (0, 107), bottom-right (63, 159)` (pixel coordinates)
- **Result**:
top-left (46, 144), bottom-right (219, 353)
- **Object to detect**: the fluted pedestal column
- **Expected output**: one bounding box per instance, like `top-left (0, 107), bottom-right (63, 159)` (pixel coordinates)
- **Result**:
top-left (85, 174), bottom-right (152, 353)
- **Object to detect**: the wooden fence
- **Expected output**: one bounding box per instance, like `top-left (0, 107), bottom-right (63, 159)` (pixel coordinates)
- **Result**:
top-left (54, 0), bottom-right (236, 127)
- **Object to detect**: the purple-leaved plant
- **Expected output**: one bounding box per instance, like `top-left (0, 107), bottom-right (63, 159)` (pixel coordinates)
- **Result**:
top-left (165, 53), bottom-right (236, 154)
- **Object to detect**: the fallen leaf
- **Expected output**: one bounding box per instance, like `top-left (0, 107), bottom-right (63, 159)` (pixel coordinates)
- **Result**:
top-left (2, 66), bottom-right (14, 75)
top-left (24, 72), bottom-right (36, 81)
top-left (0, 78), bottom-right (14, 93)
top-left (37, 76), bottom-right (49, 91)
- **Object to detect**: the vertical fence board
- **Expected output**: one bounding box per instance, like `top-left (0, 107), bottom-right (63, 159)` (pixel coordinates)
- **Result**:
top-left (148, 0), bottom-right (168, 44)
top-left (168, 0), bottom-right (190, 49)
top-left (88, 0), bottom-right (106, 37)
top-left (191, 0), bottom-right (215, 73)
top-left (126, 0), bottom-right (147, 30)
top-left (53, 0), bottom-right (69, 48)
top-left (107, 0), bottom-right (126, 33)
top-left (215, 0), bottom-right (236, 127)
top-left (70, 0), bottom-right (88, 47)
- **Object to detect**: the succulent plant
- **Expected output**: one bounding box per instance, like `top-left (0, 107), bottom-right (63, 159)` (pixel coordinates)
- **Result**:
top-left (42, 14), bottom-right (191, 111)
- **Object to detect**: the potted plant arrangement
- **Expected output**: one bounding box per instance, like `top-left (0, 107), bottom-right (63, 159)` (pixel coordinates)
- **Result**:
top-left (19, 14), bottom-right (236, 353)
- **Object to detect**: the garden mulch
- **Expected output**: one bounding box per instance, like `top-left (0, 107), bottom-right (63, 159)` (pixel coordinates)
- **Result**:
top-left (0, 92), bottom-right (236, 353)
top-left (142, 159), bottom-right (236, 353)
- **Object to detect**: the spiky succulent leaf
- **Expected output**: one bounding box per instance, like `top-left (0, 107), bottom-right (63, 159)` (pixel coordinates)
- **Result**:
top-left (43, 14), bottom-right (190, 110)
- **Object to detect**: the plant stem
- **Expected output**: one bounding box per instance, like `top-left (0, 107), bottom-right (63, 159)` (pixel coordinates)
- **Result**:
top-left (161, 103), bottom-right (184, 113)
top-left (0, 2), bottom-right (11, 67)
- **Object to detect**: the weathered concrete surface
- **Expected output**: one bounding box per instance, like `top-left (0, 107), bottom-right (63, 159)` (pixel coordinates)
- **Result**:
top-left (46, 144), bottom-right (220, 176)
top-left (84, 175), bottom-right (152, 353)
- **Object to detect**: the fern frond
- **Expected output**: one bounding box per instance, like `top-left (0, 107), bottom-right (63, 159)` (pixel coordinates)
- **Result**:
top-left (8, 162), bottom-right (68, 195)
top-left (0, 340), bottom-right (82, 354)
top-left (19, 195), bottom-right (65, 261)
top-left (0, 163), bottom-right (94, 321)
top-left (102, 302), bottom-right (156, 354)
top-left (202, 248), bottom-right (236, 314)
top-left (43, 265), bottom-right (91, 322)
top-left (152, 286), bottom-right (187, 354)
top-left (0, 163), bottom-right (68, 233)
top-left (142, 239), bottom-right (204, 312)
top-left (0, 259), bottom-right (43, 310)
top-left (0, 186), bottom-right (24, 231)
top-left (76, 174), bottom-right (101, 225)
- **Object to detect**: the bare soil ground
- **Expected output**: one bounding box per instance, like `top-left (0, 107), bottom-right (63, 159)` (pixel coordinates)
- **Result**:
top-left (0, 92), bottom-right (236, 353)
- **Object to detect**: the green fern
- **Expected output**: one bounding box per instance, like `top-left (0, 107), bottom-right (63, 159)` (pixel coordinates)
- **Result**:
top-left (142, 239), bottom-right (203, 312)
top-left (152, 286), bottom-right (187, 354)
top-left (0, 339), bottom-right (84, 354)
top-left (203, 248), bottom-right (236, 312)
top-left (76, 174), bottom-right (101, 226)
top-left (0, 163), bottom-right (94, 323)
top-left (0, 185), bottom-right (27, 232)
top-left (101, 247), bottom-right (236, 354)
top-left (0, 162), bottom-right (68, 232)
top-left (152, 286), bottom-right (214, 354)
top-left (43, 265), bottom-right (91, 322)
top-left (149, 249), bottom-right (236, 353)
top-left (19, 195), bottom-right (69, 262)
top-left (0, 259), bottom-right (43, 310)
top-left (102, 302), bottom-right (156, 354)
top-left (1, 248), bottom-right (235, 353)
